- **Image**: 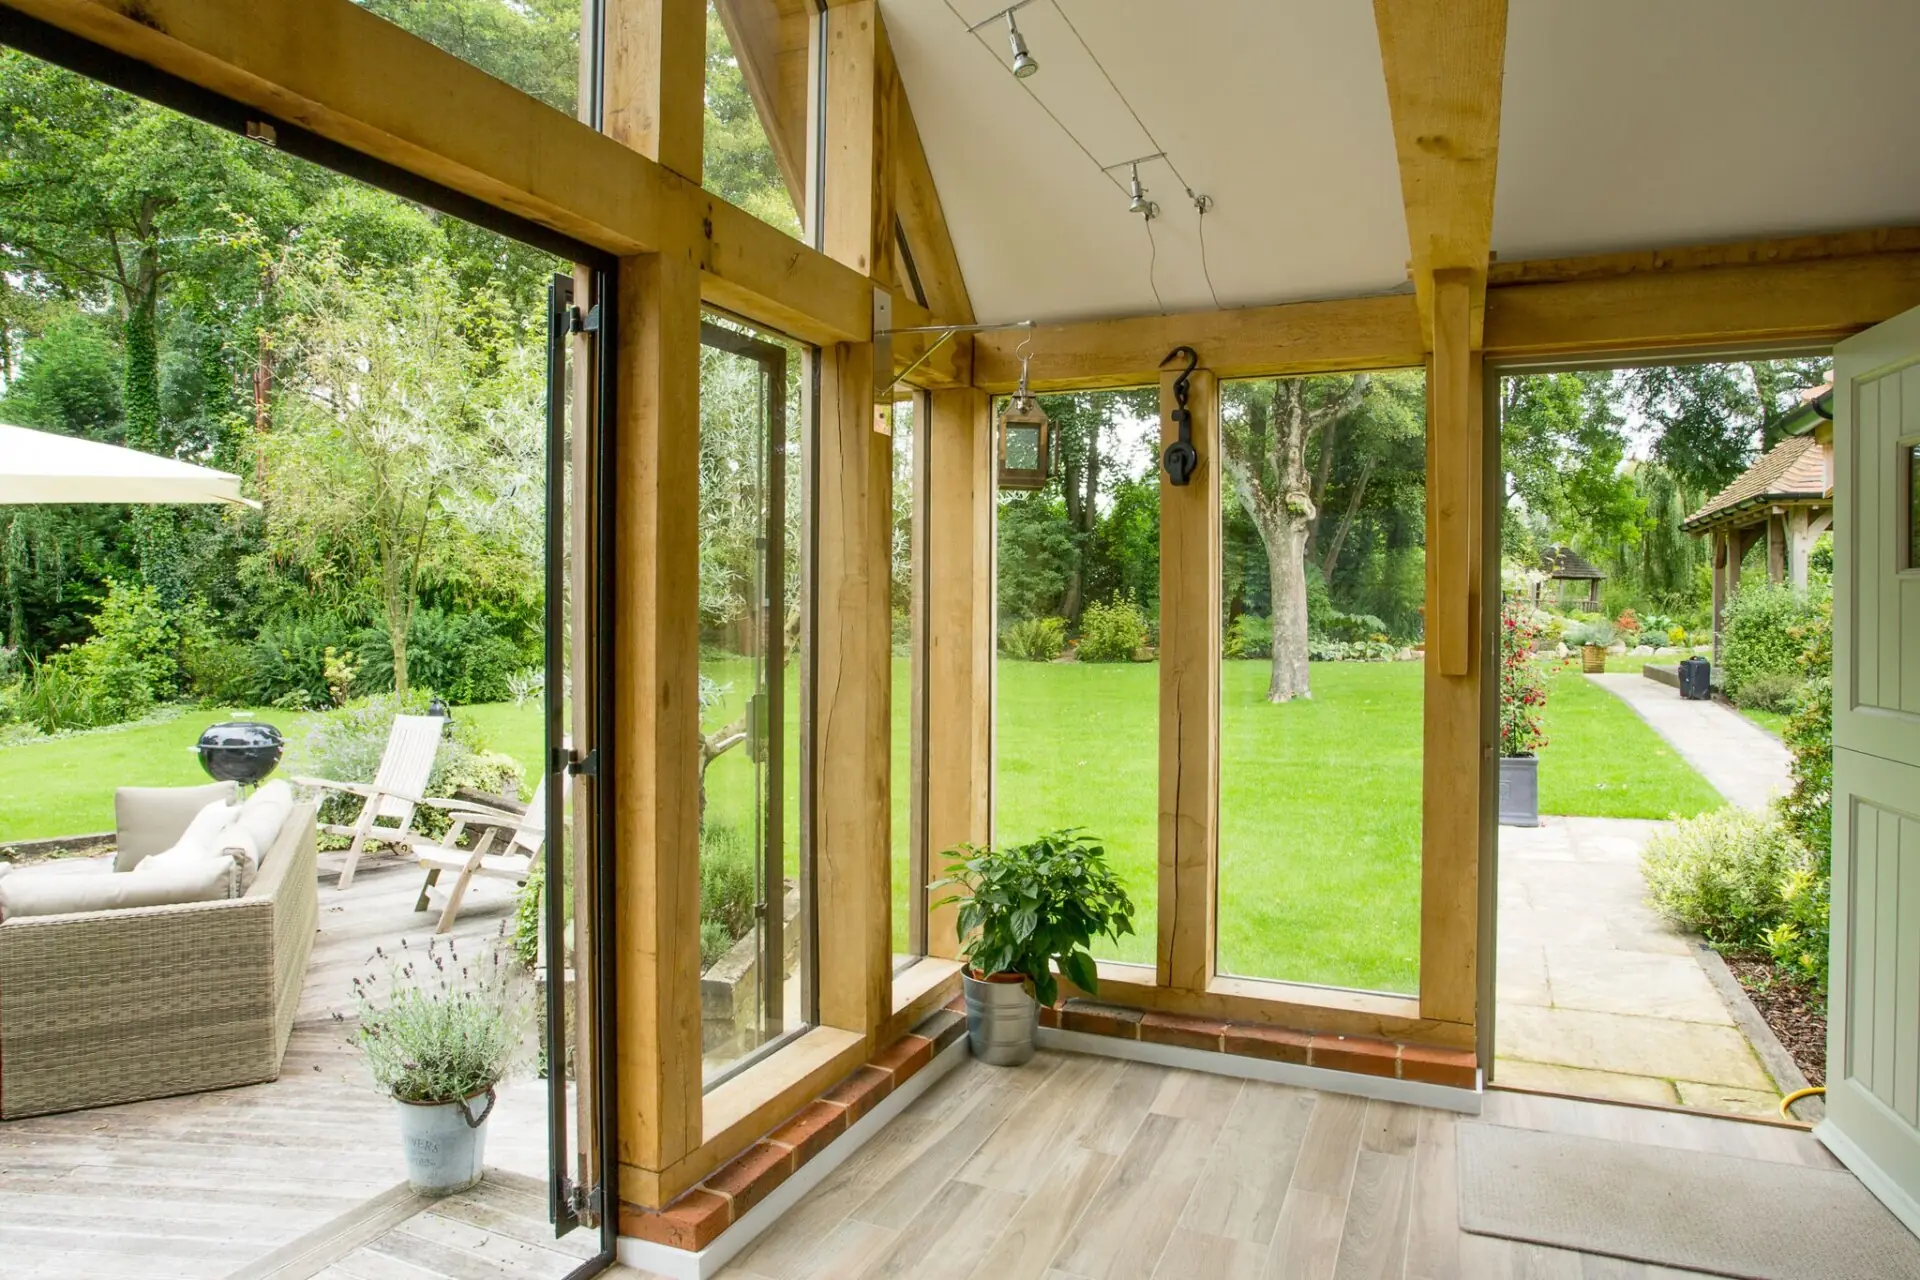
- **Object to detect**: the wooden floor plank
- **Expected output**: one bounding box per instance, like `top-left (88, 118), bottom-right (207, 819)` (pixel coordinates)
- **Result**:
top-left (1050, 1110), bottom-right (1225, 1280)
top-left (963, 1142), bottom-right (1115, 1280)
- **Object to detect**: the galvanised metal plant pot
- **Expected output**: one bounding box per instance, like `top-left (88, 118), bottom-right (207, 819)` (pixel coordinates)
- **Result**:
top-left (963, 970), bottom-right (1038, 1067)
top-left (394, 1087), bottom-right (495, 1196)
top-left (1499, 754), bottom-right (1540, 828)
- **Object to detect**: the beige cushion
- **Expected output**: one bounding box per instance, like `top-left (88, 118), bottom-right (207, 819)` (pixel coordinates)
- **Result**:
top-left (230, 781), bottom-right (294, 872)
top-left (114, 781), bottom-right (239, 872)
top-left (0, 855), bottom-right (234, 921)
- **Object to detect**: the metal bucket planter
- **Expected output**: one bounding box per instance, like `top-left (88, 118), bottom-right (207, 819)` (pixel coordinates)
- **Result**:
top-left (1581, 644), bottom-right (1607, 673)
top-left (1499, 755), bottom-right (1540, 828)
top-left (963, 971), bottom-right (1038, 1066)
top-left (395, 1087), bottom-right (496, 1195)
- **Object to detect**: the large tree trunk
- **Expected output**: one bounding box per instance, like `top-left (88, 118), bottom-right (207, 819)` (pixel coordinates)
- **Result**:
top-left (1265, 513), bottom-right (1313, 701)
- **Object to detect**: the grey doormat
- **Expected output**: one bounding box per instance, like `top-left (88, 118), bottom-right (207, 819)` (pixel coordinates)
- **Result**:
top-left (1458, 1123), bottom-right (1920, 1280)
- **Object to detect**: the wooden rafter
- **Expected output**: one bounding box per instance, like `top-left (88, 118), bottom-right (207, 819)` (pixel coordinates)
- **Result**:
top-left (711, 0), bottom-right (813, 216)
top-left (892, 81), bottom-right (973, 324)
top-left (1372, 0), bottom-right (1508, 346)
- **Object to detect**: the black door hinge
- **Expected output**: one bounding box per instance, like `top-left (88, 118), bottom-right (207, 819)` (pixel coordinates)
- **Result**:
top-left (568, 304), bottom-right (602, 335)
top-left (567, 1181), bottom-right (604, 1221)
top-left (568, 748), bottom-right (601, 778)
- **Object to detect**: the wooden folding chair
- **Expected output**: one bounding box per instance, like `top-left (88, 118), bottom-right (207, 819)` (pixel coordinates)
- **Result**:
top-left (292, 713), bottom-right (444, 889)
top-left (409, 778), bottom-right (549, 934)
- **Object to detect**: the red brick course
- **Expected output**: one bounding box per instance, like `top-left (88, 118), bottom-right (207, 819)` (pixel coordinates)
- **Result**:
top-left (621, 1189), bottom-right (730, 1251)
top-left (870, 1033), bottom-right (934, 1082)
top-left (1049, 999), bottom-right (1476, 1088)
top-left (767, 1100), bottom-right (849, 1167)
top-left (704, 1140), bottom-right (792, 1218)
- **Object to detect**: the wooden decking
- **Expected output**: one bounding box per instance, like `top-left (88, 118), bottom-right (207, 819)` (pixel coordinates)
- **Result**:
top-left (0, 849), bottom-right (570, 1280)
top-left (698, 1051), bottom-right (1844, 1280)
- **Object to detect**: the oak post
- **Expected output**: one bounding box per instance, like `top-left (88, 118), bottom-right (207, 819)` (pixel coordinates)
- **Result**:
top-left (925, 385), bottom-right (992, 960)
top-left (1419, 273), bottom-right (1486, 1028)
top-left (1157, 369), bottom-right (1221, 992)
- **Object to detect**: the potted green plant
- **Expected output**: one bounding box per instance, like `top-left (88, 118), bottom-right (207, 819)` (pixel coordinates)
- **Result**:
top-left (1499, 601), bottom-right (1549, 827)
top-left (933, 830), bottom-right (1135, 1066)
top-left (347, 935), bottom-right (534, 1195)
top-left (1565, 619), bottom-right (1616, 673)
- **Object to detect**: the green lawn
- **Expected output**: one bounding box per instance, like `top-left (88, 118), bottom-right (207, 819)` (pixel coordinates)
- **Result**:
top-left (1738, 706), bottom-right (1789, 739)
top-left (1, 656), bottom-right (1722, 995)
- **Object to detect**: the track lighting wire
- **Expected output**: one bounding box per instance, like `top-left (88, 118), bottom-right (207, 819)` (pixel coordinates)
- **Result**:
top-left (944, 0), bottom-right (1213, 310)
top-left (1144, 216), bottom-right (1167, 316)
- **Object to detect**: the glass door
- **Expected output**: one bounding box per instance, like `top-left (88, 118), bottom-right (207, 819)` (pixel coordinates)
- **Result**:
top-left (544, 270), bottom-right (615, 1246)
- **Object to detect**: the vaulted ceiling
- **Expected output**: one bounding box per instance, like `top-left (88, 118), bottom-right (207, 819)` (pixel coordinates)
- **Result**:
top-left (879, 0), bottom-right (1920, 326)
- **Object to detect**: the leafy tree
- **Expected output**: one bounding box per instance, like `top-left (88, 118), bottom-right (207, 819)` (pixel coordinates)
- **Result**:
top-left (263, 240), bottom-right (542, 694)
top-left (1624, 358), bottom-right (1830, 494)
top-left (357, 0), bottom-right (580, 115)
top-left (1500, 370), bottom-right (1638, 562)
top-left (703, 3), bottom-right (800, 235)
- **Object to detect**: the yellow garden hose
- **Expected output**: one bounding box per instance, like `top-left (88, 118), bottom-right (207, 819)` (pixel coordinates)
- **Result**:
top-left (1780, 1085), bottom-right (1825, 1119)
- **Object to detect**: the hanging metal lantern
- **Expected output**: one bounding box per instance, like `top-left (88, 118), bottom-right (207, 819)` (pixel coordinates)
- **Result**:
top-left (997, 341), bottom-right (1050, 491)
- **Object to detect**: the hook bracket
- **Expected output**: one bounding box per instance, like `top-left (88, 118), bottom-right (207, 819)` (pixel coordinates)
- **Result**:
top-left (1160, 345), bottom-right (1199, 486)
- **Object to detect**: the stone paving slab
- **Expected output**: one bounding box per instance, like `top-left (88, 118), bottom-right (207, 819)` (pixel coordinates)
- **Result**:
top-left (1497, 815), bottom-right (1783, 1114)
top-left (1587, 673), bottom-right (1792, 810)
top-left (1496, 1003), bottom-right (1774, 1092)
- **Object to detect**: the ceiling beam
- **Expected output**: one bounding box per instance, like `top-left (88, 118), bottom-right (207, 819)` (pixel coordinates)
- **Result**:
top-left (968, 229), bottom-right (1920, 390)
top-left (1372, 0), bottom-right (1508, 347)
top-left (1483, 248), bottom-right (1920, 362)
top-left (972, 294), bottom-right (1426, 393)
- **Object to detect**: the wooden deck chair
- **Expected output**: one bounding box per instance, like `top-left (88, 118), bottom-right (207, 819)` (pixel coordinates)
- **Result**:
top-left (409, 778), bottom-right (549, 934)
top-left (292, 713), bottom-right (444, 889)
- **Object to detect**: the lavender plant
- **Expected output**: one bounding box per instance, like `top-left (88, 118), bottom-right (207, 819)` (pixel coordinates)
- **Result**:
top-left (346, 931), bottom-right (535, 1105)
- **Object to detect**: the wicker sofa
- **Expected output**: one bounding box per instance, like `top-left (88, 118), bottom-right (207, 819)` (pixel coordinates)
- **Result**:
top-left (0, 796), bottom-right (318, 1119)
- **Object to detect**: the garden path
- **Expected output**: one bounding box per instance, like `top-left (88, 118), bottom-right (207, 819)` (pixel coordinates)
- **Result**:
top-left (1586, 672), bottom-right (1792, 810)
top-left (1497, 816), bottom-right (1785, 1117)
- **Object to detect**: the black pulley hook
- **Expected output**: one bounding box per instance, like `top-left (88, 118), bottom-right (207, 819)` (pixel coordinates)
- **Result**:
top-left (1161, 345), bottom-right (1199, 486)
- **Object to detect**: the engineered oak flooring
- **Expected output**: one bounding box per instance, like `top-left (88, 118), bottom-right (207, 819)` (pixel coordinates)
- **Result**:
top-left (707, 1054), bottom-right (1845, 1280)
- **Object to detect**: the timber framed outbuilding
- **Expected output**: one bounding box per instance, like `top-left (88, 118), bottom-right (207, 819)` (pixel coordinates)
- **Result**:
top-left (6, 1), bottom-right (1920, 1274)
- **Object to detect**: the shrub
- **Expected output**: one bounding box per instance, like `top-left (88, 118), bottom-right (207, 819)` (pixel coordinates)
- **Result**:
top-left (1307, 637), bottom-right (1399, 662)
top-left (1076, 593), bottom-right (1147, 662)
top-left (1224, 613), bottom-right (1272, 660)
top-left (1563, 620), bottom-right (1616, 649)
top-left (1317, 610), bottom-right (1391, 644)
top-left (1764, 860), bottom-right (1831, 992)
top-left (1002, 616), bottom-right (1067, 662)
top-left (249, 613), bottom-right (360, 707)
top-left (181, 632), bottom-right (258, 705)
top-left (1531, 610), bottom-right (1566, 648)
top-left (1735, 669), bottom-right (1803, 714)
top-left (699, 822), bottom-right (757, 969)
top-left (1500, 600), bottom-right (1548, 757)
top-left (1719, 581), bottom-right (1822, 702)
top-left (506, 667), bottom-right (545, 706)
top-left (1780, 597), bottom-right (1833, 857)
top-left (1667, 626), bottom-right (1689, 648)
top-left (512, 861), bottom-right (544, 971)
top-left (349, 934), bottom-right (535, 1104)
top-left (356, 608), bottom-right (525, 704)
top-left (1643, 807), bottom-right (1808, 951)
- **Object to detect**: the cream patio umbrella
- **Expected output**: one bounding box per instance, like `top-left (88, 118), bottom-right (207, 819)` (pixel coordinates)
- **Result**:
top-left (0, 423), bottom-right (257, 506)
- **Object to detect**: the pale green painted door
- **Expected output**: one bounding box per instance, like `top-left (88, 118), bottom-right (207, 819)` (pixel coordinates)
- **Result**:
top-left (1822, 302), bottom-right (1920, 1237)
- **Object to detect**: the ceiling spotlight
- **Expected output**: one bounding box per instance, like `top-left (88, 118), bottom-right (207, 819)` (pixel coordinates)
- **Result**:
top-left (1006, 12), bottom-right (1038, 79)
top-left (1127, 162), bottom-right (1157, 219)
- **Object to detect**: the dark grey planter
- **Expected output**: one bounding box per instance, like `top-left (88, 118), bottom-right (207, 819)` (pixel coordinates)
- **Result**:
top-left (1499, 754), bottom-right (1540, 827)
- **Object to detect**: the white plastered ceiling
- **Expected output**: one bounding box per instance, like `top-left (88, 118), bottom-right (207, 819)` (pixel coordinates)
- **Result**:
top-left (882, 0), bottom-right (1920, 328)
top-left (881, 0), bottom-right (1410, 324)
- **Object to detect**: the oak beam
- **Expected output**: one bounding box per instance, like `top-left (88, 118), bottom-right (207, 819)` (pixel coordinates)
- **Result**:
top-left (605, 0), bottom-right (706, 182)
top-left (1157, 369), bottom-right (1221, 993)
top-left (924, 387), bottom-right (993, 960)
top-left (821, 0), bottom-right (896, 286)
top-left (1483, 251), bottom-right (1920, 361)
top-left (1372, 0), bottom-right (1508, 345)
top-left (1419, 273), bottom-right (1487, 1029)
top-left (973, 294), bottom-right (1427, 393)
top-left (711, 0), bottom-right (813, 213)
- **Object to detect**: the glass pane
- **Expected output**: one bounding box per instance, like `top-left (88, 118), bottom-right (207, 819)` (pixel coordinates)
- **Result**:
top-left (994, 390), bottom-right (1160, 965)
top-left (1005, 423), bottom-right (1041, 472)
top-left (891, 398), bottom-right (920, 961)
top-left (699, 317), bottom-right (810, 1085)
top-left (1218, 372), bottom-right (1426, 993)
top-left (356, 0), bottom-right (581, 115)
top-left (705, 0), bottom-right (805, 240)
top-left (1908, 442), bottom-right (1919, 570)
